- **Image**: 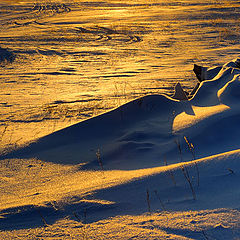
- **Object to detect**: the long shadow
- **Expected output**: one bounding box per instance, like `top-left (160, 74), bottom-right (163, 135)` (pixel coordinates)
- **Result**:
top-left (0, 156), bottom-right (239, 231)
top-left (5, 62), bottom-right (239, 169)
top-left (1, 94), bottom-right (195, 169)
top-left (2, 62), bottom-right (240, 230)
top-left (1, 135), bottom-right (240, 231)
top-left (0, 166), bottom-right (183, 230)
top-left (0, 204), bottom-right (63, 231)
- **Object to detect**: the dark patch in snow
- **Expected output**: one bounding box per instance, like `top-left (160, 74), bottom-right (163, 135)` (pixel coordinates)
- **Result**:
top-left (0, 46), bottom-right (15, 64)
top-left (0, 205), bottom-right (63, 230)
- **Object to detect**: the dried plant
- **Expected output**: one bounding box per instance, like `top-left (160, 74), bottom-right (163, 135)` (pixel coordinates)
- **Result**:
top-left (175, 138), bottom-right (183, 162)
top-left (227, 168), bottom-right (234, 174)
top-left (181, 166), bottom-right (196, 200)
top-left (184, 136), bottom-right (199, 187)
top-left (96, 149), bottom-right (103, 170)
top-left (154, 190), bottom-right (166, 211)
top-left (83, 208), bottom-right (87, 224)
top-left (164, 159), bottom-right (176, 186)
top-left (146, 189), bottom-right (151, 213)
top-left (36, 208), bottom-right (48, 227)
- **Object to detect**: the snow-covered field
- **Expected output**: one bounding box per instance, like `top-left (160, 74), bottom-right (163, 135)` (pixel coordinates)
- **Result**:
top-left (1, 0), bottom-right (240, 239)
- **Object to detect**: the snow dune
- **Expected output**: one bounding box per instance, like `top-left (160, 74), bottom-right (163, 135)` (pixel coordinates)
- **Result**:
top-left (4, 58), bottom-right (240, 168)
top-left (1, 59), bottom-right (240, 239)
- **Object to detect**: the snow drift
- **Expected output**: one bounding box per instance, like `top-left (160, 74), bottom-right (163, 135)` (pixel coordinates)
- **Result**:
top-left (3, 58), bottom-right (240, 170)
top-left (1, 58), bottom-right (240, 239)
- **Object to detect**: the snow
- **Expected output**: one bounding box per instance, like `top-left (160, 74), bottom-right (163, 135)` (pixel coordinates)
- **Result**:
top-left (1, 0), bottom-right (240, 238)
top-left (1, 59), bottom-right (240, 239)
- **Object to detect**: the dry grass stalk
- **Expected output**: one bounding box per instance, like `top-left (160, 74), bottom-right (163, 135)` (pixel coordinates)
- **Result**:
top-left (164, 159), bottom-right (176, 186)
top-left (83, 208), bottom-right (87, 224)
top-left (227, 168), bottom-right (234, 174)
top-left (146, 189), bottom-right (151, 213)
top-left (181, 166), bottom-right (196, 200)
top-left (36, 208), bottom-right (48, 227)
top-left (73, 211), bottom-right (81, 222)
top-left (201, 230), bottom-right (210, 240)
top-left (184, 136), bottom-right (200, 187)
top-left (154, 190), bottom-right (166, 211)
top-left (175, 139), bottom-right (183, 162)
top-left (96, 149), bottom-right (103, 170)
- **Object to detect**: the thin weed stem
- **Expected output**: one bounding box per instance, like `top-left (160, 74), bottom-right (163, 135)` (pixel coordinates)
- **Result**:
top-left (181, 166), bottom-right (196, 200)
top-left (184, 136), bottom-right (200, 187)
top-left (73, 212), bottom-right (81, 222)
top-left (175, 139), bottom-right (183, 162)
top-left (154, 190), bottom-right (166, 211)
top-left (164, 159), bottom-right (176, 186)
top-left (201, 230), bottom-right (210, 240)
top-left (36, 208), bottom-right (48, 227)
top-left (146, 189), bottom-right (151, 213)
top-left (96, 149), bottom-right (103, 170)
top-left (83, 208), bottom-right (87, 224)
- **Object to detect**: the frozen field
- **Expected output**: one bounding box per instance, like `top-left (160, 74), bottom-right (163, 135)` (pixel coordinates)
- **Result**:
top-left (1, 0), bottom-right (240, 239)
top-left (1, 0), bottom-right (240, 146)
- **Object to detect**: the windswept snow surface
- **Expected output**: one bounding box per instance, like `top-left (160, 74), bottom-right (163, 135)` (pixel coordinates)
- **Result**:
top-left (1, 59), bottom-right (240, 239)
top-left (2, 0), bottom-right (240, 150)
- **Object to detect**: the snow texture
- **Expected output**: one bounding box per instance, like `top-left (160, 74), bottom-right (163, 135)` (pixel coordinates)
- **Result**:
top-left (1, 59), bottom-right (240, 239)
